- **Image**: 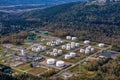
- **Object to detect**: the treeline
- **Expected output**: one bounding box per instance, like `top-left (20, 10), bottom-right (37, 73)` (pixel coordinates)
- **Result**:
top-left (69, 55), bottom-right (120, 80)
top-left (1, 2), bottom-right (120, 50)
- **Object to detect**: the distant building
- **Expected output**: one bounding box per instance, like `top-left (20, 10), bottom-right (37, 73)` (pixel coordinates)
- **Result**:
top-left (42, 31), bottom-right (49, 35)
top-left (27, 36), bottom-right (35, 40)
top-left (100, 51), bottom-right (119, 59)
top-left (0, 64), bottom-right (12, 74)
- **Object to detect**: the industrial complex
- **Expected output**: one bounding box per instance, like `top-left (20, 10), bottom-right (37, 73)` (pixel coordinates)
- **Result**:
top-left (0, 30), bottom-right (119, 79)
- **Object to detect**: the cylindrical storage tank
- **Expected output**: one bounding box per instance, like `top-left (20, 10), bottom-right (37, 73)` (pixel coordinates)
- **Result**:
top-left (86, 47), bottom-right (90, 50)
top-left (72, 37), bottom-right (77, 41)
top-left (98, 43), bottom-right (105, 48)
top-left (67, 43), bottom-right (71, 46)
top-left (60, 40), bottom-right (64, 44)
top-left (46, 52), bottom-right (50, 54)
top-left (66, 46), bottom-right (71, 50)
top-left (36, 48), bottom-right (41, 52)
top-left (66, 36), bottom-right (71, 40)
top-left (21, 49), bottom-right (25, 55)
top-left (50, 52), bottom-right (54, 56)
top-left (53, 53), bottom-right (58, 56)
top-left (62, 45), bottom-right (66, 49)
top-left (53, 49), bottom-right (58, 53)
top-left (58, 50), bottom-right (62, 54)
top-left (71, 45), bottom-right (75, 49)
top-left (87, 46), bottom-right (92, 49)
top-left (47, 42), bottom-right (51, 45)
top-left (47, 59), bottom-right (56, 65)
top-left (75, 43), bottom-right (80, 47)
top-left (32, 47), bottom-right (36, 51)
top-left (70, 52), bottom-right (76, 58)
top-left (42, 46), bottom-right (46, 51)
top-left (56, 61), bottom-right (65, 67)
top-left (80, 49), bottom-right (85, 53)
top-left (38, 45), bottom-right (42, 48)
top-left (91, 48), bottom-right (95, 52)
top-left (85, 49), bottom-right (90, 54)
top-left (65, 54), bottom-right (72, 59)
top-left (55, 41), bottom-right (60, 45)
top-left (51, 41), bottom-right (55, 44)
top-left (51, 43), bottom-right (55, 47)
top-left (84, 40), bottom-right (90, 45)
top-left (71, 42), bottom-right (75, 45)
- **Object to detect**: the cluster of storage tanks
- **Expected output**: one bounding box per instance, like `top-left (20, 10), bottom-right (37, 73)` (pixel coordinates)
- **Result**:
top-left (66, 36), bottom-right (77, 41)
top-left (62, 42), bottom-right (80, 50)
top-left (65, 52), bottom-right (76, 59)
top-left (47, 59), bottom-right (65, 67)
top-left (46, 39), bottom-right (64, 47)
top-left (32, 45), bottom-right (47, 52)
top-left (84, 40), bottom-right (105, 48)
top-left (46, 48), bottom-right (62, 56)
top-left (80, 46), bottom-right (95, 54)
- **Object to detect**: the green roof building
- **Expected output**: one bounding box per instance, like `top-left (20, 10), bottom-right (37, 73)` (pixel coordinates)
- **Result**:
top-left (27, 36), bottom-right (35, 40)
top-left (42, 31), bottom-right (48, 35)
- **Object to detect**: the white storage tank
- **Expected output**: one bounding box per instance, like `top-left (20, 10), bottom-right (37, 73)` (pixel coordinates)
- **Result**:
top-left (87, 46), bottom-right (92, 49)
top-left (47, 59), bottom-right (56, 65)
top-left (75, 43), bottom-right (80, 47)
top-left (91, 48), bottom-right (95, 52)
top-left (65, 54), bottom-right (72, 59)
top-left (50, 52), bottom-right (54, 56)
top-left (42, 46), bottom-right (46, 51)
top-left (62, 45), bottom-right (66, 49)
top-left (32, 47), bottom-right (36, 51)
top-left (56, 61), bottom-right (65, 67)
top-left (84, 40), bottom-right (90, 45)
top-left (53, 53), bottom-right (58, 56)
top-left (55, 42), bottom-right (60, 45)
top-left (80, 49), bottom-right (85, 53)
top-left (71, 45), bottom-right (75, 49)
top-left (60, 40), bottom-right (64, 43)
top-left (72, 37), bottom-right (77, 41)
top-left (71, 42), bottom-right (75, 45)
top-left (67, 43), bottom-right (71, 46)
top-left (70, 52), bottom-right (76, 58)
top-left (85, 49), bottom-right (90, 54)
top-left (51, 43), bottom-right (55, 47)
top-left (53, 48), bottom-right (58, 53)
top-left (38, 45), bottom-right (42, 48)
top-left (36, 48), bottom-right (41, 52)
top-left (46, 52), bottom-right (50, 54)
top-left (47, 42), bottom-right (50, 45)
top-left (66, 46), bottom-right (71, 50)
top-left (58, 50), bottom-right (62, 54)
top-left (21, 49), bottom-right (25, 55)
top-left (66, 36), bottom-right (71, 40)
top-left (98, 43), bottom-right (105, 48)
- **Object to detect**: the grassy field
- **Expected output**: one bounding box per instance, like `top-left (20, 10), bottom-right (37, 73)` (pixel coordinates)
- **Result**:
top-left (17, 63), bottom-right (31, 71)
top-left (27, 67), bottom-right (48, 75)
top-left (12, 68), bottom-right (24, 75)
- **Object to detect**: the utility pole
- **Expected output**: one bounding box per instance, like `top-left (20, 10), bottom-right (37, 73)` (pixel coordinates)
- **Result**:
top-left (0, 26), bottom-right (5, 45)
top-left (79, 61), bottom-right (82, 74)
top-left (11, 25), bottom-right (15, 42)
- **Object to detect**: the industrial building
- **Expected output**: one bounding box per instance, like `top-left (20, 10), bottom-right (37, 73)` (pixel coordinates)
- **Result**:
top-left (0, 64), bottom-right (12, 74)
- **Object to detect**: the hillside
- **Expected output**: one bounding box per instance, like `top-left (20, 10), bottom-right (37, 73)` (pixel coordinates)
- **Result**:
top-left (0, 0), bottom-right (86, 5)
top-left (1, 2), bottom-right (120, 50)
top-left (0, 0), bottom-right (87, 13)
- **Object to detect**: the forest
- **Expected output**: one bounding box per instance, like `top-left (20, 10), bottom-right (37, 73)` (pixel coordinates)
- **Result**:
top-left (0, 2), bottom-right (120, 51)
